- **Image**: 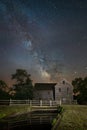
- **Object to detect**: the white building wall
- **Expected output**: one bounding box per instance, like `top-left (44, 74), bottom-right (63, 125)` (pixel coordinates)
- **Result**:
top-left (55, 79), bottom-right (73, 103)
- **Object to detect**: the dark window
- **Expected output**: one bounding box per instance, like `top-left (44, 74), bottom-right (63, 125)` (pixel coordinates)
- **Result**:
top-left (59, 88), bottom-right (61, 92)
top-left (67, 87), bottom-right (69, 94)
top-left (48, 91), bottom-right (50, 95)
top-left (63, 80), bottom-right (65, 84)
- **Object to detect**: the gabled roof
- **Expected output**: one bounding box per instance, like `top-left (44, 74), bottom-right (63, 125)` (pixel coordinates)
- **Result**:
top-left (34, 83), bottom-right (57, 90)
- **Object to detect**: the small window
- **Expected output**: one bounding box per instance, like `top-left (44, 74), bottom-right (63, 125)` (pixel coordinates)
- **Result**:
top-left (48, 91), bottom-right (50, 95)
top-left (63, 80), bottom-right (65, 84)
top-left (59, 88), bottom-right (61, 92)
top-left (67, 87), bottom-right (69, 94)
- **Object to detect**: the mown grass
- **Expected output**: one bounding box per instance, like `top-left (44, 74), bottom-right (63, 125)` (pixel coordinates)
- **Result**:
top-left (57, 105), bottom-right (87, 130)
top-left (0, 105), bottom-right (31, 119)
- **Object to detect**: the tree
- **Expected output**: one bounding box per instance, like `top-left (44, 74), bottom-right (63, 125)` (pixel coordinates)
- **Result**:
top-left (11, 69), bottom-right (33, 99)
top-left (0, 80), bottom-right (8, 90)
top-left (0, 80), bottom-right (10, 100)
top-left (72, 77), bottom-right (87, 104)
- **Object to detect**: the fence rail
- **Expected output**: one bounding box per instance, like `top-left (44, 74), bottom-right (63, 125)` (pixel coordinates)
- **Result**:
top-left (0, 99), bottom-right (61, 106)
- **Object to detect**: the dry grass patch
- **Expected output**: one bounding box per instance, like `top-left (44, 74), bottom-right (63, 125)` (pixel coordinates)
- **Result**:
top-left (57, 105), bottom-right (87, 130)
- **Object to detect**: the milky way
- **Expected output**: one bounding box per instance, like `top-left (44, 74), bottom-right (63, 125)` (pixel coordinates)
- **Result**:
top-left (0, 0), bottom-right (87, 86)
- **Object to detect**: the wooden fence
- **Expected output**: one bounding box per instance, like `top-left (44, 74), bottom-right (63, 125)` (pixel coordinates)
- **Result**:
top-left (0, 99), bottom-right (61, 106)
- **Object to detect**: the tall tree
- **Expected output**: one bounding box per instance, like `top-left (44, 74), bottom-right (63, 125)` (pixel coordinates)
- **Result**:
top-left (0, 80), bottom-right (8, 90)
top-left (0, 80), bottom-right (10, 99)
top-left (72, 77), bottom-right (87, 104)
top-left (11, 69), bottom-right (33, 99)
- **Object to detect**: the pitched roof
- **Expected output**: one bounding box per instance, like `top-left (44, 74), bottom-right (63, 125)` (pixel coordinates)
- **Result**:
top-left (34, 83), bottom-right (57, 90)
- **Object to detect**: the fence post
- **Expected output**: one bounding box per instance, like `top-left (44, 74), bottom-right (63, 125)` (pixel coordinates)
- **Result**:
top-left (9, 98), bottom-right (12, 106)
top-left (40, 100), bottom-right (42, 106)
top-left (50, 100), bottom-right (52, 106)
top-left (59, 99), bottom-right (61, 105)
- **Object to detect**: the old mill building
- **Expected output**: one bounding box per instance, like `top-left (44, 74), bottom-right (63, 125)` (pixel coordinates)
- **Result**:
top-left (34, 79), bottom-right (73, 103)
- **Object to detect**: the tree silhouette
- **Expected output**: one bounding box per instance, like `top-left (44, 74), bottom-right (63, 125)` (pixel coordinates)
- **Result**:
top-left (0, 80), bottom-right (10, 100)
top-left (0, 80), bottom-right (8, 90)
top-left (72, 77), bottom-right (87, 104)
top-left (11, 69), bottom-right (33, 99)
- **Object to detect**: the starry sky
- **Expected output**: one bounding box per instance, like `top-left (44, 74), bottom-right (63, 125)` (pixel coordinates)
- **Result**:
top-left (0, 0), bottom-right (87, 86)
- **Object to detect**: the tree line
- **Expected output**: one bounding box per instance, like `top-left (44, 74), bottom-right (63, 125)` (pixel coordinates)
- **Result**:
top-left (0, 68), bottom-right (87, 104)
top-left (72, 77), bottom-right (87, 105)
top-left (0, 69), bottom-right (33, 100)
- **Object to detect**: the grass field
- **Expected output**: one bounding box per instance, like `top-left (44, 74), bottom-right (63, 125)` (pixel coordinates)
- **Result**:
top-left (0, 105), bottom-right (87, 130)
top-left (57, 105), bottom-right (87, 130)
top-left (0, 105), bottom-right (30, 119)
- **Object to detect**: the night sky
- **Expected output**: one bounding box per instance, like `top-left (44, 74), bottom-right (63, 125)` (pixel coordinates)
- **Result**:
top-left (0, 0), bottom-right (87, 86)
